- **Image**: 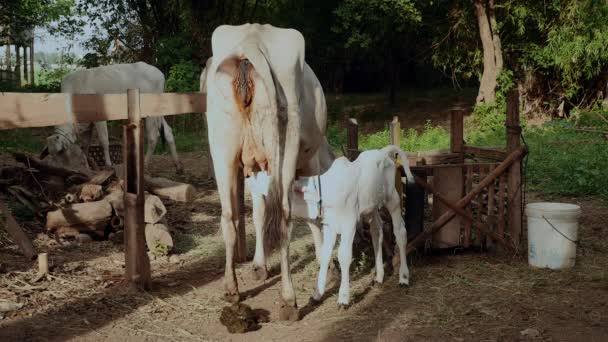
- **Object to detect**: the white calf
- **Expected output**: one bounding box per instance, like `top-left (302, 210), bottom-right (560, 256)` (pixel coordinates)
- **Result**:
top-left (247, 145), bottom-right (414, 306)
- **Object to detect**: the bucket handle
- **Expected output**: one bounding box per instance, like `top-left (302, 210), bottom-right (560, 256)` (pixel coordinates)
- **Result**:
top-left (542, 215), bottom-right (578, 245)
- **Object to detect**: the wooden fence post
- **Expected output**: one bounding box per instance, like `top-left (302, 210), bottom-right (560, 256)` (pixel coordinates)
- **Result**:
top-left (235, 171), bottom-right (247, 263)
top-left (123, 88), bottom-right (151, 290)
top-left (450, 107), bottom-right (464, 163)
top-left (506, 90), bottom-right (523, 249)
top-left (389, 116), bottom-right (403, 211)
top-left (346, 118), bottom-right (359, 161)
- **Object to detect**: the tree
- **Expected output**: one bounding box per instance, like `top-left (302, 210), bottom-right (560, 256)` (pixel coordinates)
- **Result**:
top-left (473, 0), bottom-right (503, 104)
top-left (333, 0), bottom-right (422, 105)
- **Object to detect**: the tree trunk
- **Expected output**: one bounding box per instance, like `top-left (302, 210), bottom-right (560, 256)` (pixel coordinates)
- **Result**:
top-left (14, 45), bottom-right (20, 86)
top-left (29, 41), bottom-right (35, 85)
top-left (474, 0), bottom-right (498, 104)
top-left (23, 46), bottom-right (28, 84)
top-left (5, 41), bottom-right (11, 69)
top-left (488, 0), bottom-right (504, 72)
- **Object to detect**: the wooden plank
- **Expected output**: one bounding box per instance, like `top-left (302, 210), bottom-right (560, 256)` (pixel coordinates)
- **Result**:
top-left (0, 92), bottom-right (207, 130)
top-left (0, 197), bottom-right (37, 260)
top-left (430, 166), bottom-right (463, 248)
top-left (450, 109), bottom-right (464, 162)
top-left (123, 89), bottom-right (151, 290)
top-left (464, 165), bottom-right (473, 248)
top-left (486, 164), bottom-right (496, 250)
top-left (389, 116), bottom-right (403, 211)
top-left (464, 146), bottom-right (507, 161)
top-left (140, 93), bottom-right (206, 117)
top-left (235, 171), bottom-right (247, 263)
top-left (498, 172), bottom-right (506, 239)
top-left (346, 118), bottom-right (359, 161)
top-left (506, 90), bottom-right (523, 248)
top-left (406, 146), bottom-right (526, 254)
top-left (0, 93), bottom-right (127, 129)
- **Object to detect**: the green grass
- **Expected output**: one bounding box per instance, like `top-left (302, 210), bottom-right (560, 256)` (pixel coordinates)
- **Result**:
top-left (0, 128), bottom-right (45, 154)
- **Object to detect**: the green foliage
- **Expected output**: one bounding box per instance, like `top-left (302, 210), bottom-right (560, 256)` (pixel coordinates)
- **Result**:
top-left (358, 121), bottom-right (450, 152)
top-left (153, 36), bottom-right (195, 74)
top-left (333, 0), bottom-right (421, 50)
top-left (571, 106), bottom-right (608, 130)
top-left (0, 129), bottom-right (45, 154)
top-left (525, 121), bottom-right (608, 199)
top-left (151, 241), bottom-right (170, 257)
top-left (36, 66), bottom-right (72, 91)
top-left (527, 0), bottom-right (608, 100)
top-left (165, 61), bottom-right (201, 92)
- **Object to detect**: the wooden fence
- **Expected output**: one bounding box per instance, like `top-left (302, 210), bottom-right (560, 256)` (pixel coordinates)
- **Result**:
top-left (0, 90), bottom-right (206, 289)
top-left (345, 91), bottom-right (527, 254)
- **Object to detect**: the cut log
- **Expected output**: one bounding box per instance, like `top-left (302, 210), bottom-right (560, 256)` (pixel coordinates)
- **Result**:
top-left (144, 194), bottom-right (167, 224)
top-left (104, 191), bottom-right (166, 223)
top-left (38, 253), bottom-right (49, 274)
top-left (12, 152), bottom-right (90, 181)
top-left (46, 200), bottom-right (112, 230)
top-left (88, 169), bottom-right (115, 186)
top-left (145, 176), bottom-right (195, 203)
top-left (145, 222), bottom-right (173, 254)
top-left (104, 190), bottom-right (124, 216)
top-left (110, 215), bottom-right (124, 229)
top-left (79, 184), bottom-right (103, 202)
top-left (55, 219), bottom-right (110, 234)
top-left (0, 198), bottom-right (37, 260)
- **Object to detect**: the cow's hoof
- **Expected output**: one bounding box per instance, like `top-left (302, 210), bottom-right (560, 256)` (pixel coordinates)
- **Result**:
top-left (309, 296), bottom-right (322, 305)
top-left (371, 280), bottom-right (383, 287)
top-left (399, 282), bottom-right (410, 288)
top-left (252, 266), bottom-right (268, 281)
top-left (279, 304), bottom-right (299, 322)
top-left (224, 292), bottom-right (240, 303)
top-left (337, 303), bottom-right (350, 311)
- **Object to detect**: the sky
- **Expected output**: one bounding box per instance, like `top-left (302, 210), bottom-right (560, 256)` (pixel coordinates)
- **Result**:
top-left (35, 20), bottom-right (95, 57)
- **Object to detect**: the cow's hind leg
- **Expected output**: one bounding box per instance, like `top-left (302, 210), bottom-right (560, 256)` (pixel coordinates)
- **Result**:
top-left (160, 118), bottom-right (184, 174)
top-left (251, 189), bottom-right (268, 280)
top-left (279, 222), bottom-right (299, 321)
top-left (94, 121), bottom-right (112, 166)
top-left (386, 192), bottom-right (410, 286)
top-left (144, 118), bottom-right (160, 168)
top-left (215, 160), bottom-right (242, 303)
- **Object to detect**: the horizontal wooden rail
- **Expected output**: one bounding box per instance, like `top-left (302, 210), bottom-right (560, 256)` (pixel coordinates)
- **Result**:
top-left (0, 92), bottom-right (206, 130)
top-left (464, 146), bottom-right (507, 161)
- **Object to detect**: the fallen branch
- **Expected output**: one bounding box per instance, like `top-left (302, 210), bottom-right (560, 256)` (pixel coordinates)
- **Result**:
top-left (12, 152), bottom-right (89, 183)
top-left (46, 200), bottom-right (112, 230)
top-left (0, 198), bottom-right (37, 260)
top-left (145, 176), bottom-right (196, 203)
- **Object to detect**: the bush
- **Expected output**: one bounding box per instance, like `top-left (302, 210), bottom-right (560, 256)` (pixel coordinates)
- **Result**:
top-left (357, 120), bottom-right (450, 152)
top-left (165, 61), bottom-right (201, 92)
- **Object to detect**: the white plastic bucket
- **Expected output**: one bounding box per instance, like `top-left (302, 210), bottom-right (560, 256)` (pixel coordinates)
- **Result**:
top-left (525, 202), bottom-right (581, 270)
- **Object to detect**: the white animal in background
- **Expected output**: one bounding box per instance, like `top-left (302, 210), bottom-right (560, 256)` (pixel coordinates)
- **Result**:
top-left (41, 62), bottom-right (183, 174)
top-left (247, 145), bottom-right (414, 307)
top-left (202, 23), bottom-right (328, 320)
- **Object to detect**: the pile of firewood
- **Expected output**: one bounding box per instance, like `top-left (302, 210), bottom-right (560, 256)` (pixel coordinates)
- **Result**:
top-left (1, 152), bottom-right (195, 255)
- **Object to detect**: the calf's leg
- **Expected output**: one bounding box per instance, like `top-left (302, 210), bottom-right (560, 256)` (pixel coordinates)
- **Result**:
top-left (386, 192), bottom-right (410, 286)
top-left (337, 219), bottom-right (356, 307)
top-left (313, 225), bottom-right (337, 302)
top-left (251, 189), bottom-right (268, 280)
top-left (369, 210), bottom-right (385, 284)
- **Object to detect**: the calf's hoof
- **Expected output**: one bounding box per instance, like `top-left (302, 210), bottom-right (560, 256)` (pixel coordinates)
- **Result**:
top-left (224, 292), bottom-right (241, 303)
top-left (279, 304), bottom-right (299, 322)
top-left (252, 266), bottom-right (268, 281)
top-left (399, 281), bottom-right (410, 288)
top-left (337, 303), bottom-right (350, 311)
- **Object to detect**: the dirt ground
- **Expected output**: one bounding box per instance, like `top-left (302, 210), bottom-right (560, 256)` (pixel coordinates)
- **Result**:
top-left (1, 150), bottom-right (607, 342)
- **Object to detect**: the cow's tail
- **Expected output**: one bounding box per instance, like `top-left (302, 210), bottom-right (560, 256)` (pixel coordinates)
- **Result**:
top-left (381, 145), bottom-right (415, 184)
top-left (219, 44), bottom-right (284, 254)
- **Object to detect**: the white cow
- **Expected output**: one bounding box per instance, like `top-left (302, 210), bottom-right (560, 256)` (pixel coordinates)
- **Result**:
top-left (202, 24), bottom-right (328, 321)
top-left (42, 62), bottom-right (183, 174)
top-left (247, 145), bottom-right (414, 307)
